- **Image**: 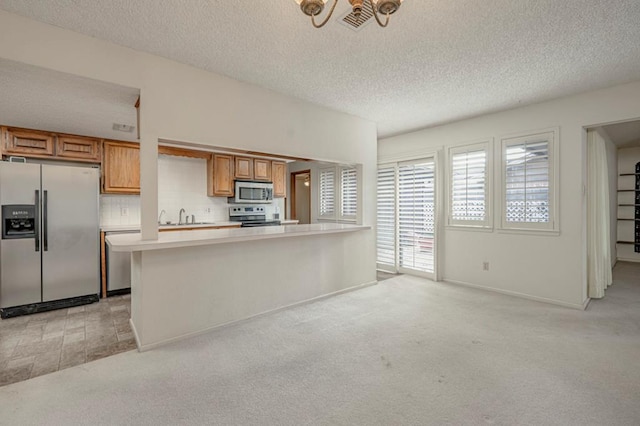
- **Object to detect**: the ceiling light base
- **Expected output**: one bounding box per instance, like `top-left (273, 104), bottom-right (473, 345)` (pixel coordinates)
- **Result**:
top-left (299, 0), bottom-right (325, 16)
top-left (375, 0), bottom-right (402, 15)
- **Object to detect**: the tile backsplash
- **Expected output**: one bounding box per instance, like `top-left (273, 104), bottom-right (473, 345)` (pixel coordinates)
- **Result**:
top-left (100, 154), bottom-right (284, 226)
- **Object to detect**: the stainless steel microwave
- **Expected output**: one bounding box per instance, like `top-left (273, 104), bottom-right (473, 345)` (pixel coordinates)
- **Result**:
top-left (231, 181), bottom-right (273, 204)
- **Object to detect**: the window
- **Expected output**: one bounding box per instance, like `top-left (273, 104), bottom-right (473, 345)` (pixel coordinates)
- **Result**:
top-left (500, 130), bottom-right (558, 232)
top-left (448, 142), bottom-right (490, 228)
top-left (319, 166), bottom-right (359, 221)
top-left (376, 165), bottom-right (396, 269)
top-left (341, 167), bottom-right (357, 219)
top-left (319, 168), bottom-right (335, 218)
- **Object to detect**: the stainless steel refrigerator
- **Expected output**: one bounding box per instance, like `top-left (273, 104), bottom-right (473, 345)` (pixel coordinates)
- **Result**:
top-left (0, 161), bottom-right (100, 318)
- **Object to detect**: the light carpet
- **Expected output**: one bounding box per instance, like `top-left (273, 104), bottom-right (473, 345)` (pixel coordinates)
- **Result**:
top-left (1, 263), bottom-right (639, 425)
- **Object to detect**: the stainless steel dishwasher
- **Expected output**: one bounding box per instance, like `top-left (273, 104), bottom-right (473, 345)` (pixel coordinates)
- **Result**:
top-left (106, 230), bottom-right (138, 296)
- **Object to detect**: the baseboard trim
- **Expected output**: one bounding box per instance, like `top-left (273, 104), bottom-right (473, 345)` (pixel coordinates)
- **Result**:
top-left (130, 318), bottom-right (142, 352)
top-left (443, 279), bottom-right (586, 310)
top-left (135, 280), bottom-right (378, 352)
top-left (616, 257), bottom-right (640, 263)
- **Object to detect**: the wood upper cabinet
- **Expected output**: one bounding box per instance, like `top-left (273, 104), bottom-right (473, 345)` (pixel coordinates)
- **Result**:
top-left (234, 156), bottom-right (253, 180)
top-left (102, 141), bottom-right (140, 194)
top-left (2, 127), bottom-right (55, 158)
top-left (272, 161), bottom-right (286, 198)
top-left (57, 135), bottom-right (101, 162)
top-left (253, 159), bottom-right (272, 181)
top-left (208, 153), bottom-right (234, 197)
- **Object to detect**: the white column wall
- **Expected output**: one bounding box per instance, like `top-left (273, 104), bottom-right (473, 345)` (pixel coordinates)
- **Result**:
top-left (130, 232), bottom-right (374, 350)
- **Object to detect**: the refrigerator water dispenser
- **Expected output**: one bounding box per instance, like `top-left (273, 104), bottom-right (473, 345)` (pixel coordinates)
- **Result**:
top-left (2, 204), bottom-right (36, 239)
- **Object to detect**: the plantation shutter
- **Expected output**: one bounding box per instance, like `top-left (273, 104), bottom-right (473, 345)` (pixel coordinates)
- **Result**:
top-left (505, 139), bottom-right (550, 223)
top-left (376, 166), bottom-right (396, 268)
top-left (451, 148), bottom-right (486, 222)
top-left (398, 160), bottom-right (435, 274)
top-left (319, 168), bottom-right (336, 218)
top-left (341, 167), bottom-right (357, 218)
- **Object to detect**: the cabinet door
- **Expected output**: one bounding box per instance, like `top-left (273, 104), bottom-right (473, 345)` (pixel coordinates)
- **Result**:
top-left (3, 127), bottom-right (55, 158)
top-left (208, 154), bottom-right (234, 197)
top-left (234, 156), bottom-right (253, 180)
top-left (254, 159), bottom-right (272, 181)
top-left (56, 135), bottom-right (101, 163)
top-left (272, 161), bottom-right (286, 198)
top-left (102, 141), bottom-right (140, 194)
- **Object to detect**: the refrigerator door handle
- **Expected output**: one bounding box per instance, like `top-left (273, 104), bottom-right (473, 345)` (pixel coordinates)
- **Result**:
top-left (35, 189), bottom-right (40, 252)
top-left (43, 190), bottom-right (48, 252)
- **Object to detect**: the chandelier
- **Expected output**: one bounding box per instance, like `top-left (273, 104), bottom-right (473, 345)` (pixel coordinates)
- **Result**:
top-left (294, 0), bottom-right (403, 28)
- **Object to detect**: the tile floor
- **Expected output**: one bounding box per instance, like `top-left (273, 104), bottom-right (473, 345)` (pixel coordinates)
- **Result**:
top-left (0, 295), bottom-right (135, 387)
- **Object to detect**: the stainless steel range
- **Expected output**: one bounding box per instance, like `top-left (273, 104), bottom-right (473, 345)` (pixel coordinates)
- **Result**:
top-left (229, 206), bottom-right (281, 227)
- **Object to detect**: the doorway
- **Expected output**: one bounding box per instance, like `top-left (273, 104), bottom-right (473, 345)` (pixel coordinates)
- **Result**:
top-left (585, 119), bottom-right (640, 299)
top-left (377, 156), bottom-right (438, 279)
top-left (290, 170), bottom-right (311, 224)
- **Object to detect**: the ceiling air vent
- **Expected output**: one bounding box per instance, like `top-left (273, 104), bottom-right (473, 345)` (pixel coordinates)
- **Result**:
top-left (337, 1), bottom-right (374, 31)
top-left (112, 123), bottom-right (135, 133)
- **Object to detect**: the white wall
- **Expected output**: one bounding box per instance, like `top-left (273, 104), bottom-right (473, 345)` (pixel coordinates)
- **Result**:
top-left (380, 81), bottom-right (640, 308)
top-left (100, 195), bottom-right (141, 227)
top-left (617, 147), bottom-right (640, 262)
top-left (0, 9), bottom-right (377, 280)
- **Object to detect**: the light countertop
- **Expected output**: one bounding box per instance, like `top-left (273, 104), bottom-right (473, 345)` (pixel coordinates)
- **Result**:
top-left (106, 222), bottom-right (370, 252)
top-left (101, 222), bottom-right (240, 233)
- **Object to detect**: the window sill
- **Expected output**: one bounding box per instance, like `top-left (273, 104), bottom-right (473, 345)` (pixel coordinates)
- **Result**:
top-left (445, 225), bottom-right (493, 233)
top-left (496, 227), bottom-right (560, 237)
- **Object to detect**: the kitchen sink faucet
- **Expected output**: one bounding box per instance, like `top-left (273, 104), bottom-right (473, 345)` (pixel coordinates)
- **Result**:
top-left (158, 209), bottom-right (166, 225)
top-left (179, 208), bottom-right (186, 225)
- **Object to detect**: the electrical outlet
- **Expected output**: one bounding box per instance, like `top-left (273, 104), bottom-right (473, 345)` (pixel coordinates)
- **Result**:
top-left (121, 207), bottom-right (129, 217)
top-left (483, 262), bottom-right (489, 271)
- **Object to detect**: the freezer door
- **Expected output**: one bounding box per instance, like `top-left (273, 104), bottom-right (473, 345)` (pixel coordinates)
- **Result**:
top-left (41, 165), bottom-right (99, 301)
top-left (0, 162), bottom-right (42, 308)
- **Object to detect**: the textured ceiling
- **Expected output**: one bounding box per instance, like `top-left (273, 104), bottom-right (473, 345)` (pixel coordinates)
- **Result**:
top-left (1, 1), bottom-right (640, 138)
top-left (0, 58), bottom-right (139, 141)
top-left (602, 120), bottom-right (640, 148)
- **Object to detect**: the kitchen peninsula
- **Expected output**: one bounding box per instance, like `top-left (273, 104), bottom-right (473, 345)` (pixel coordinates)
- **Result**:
top-left (107, 223), bottom-right (372, 351)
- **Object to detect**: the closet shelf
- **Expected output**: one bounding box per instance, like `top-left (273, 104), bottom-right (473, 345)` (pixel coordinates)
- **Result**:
top-left (617, 218), bottom-right (640, 221)
top-left (616, 241), bottom-right (636, 245)
top-left (617, 189), bottom-right (640, 192)
top-left (618, 204), bottom-right (640, 207)
top-left (619, 173), bottom-right (640, 176)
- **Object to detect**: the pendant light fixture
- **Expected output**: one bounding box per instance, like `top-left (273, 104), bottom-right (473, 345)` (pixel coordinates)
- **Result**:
top-left (294, 0), bottom-right (403, 28)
